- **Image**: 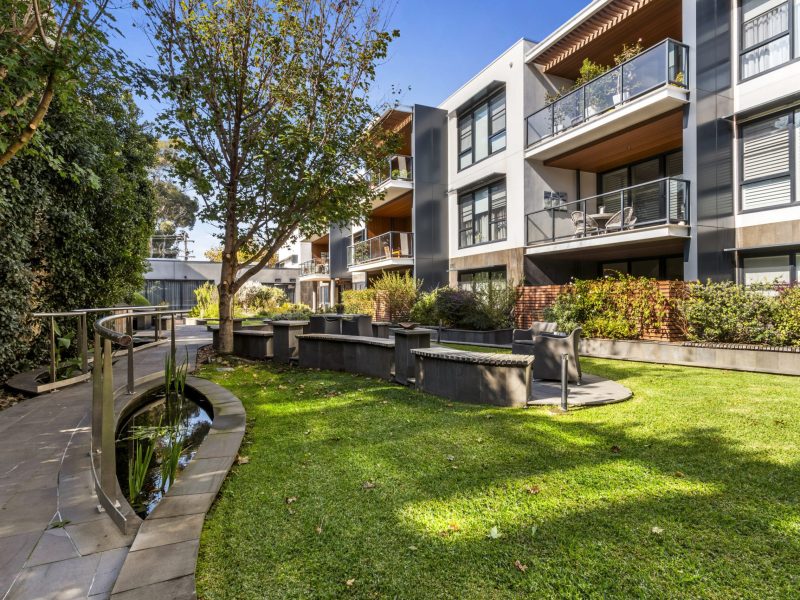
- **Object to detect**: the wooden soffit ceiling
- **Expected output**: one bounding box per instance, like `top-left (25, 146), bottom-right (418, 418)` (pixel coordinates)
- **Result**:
top-left (533, 0), bottom-right (682, 79)
top-left (371, 191), bottom-right (413, 218)
top-left (544, 109), bottom-right (683, 172)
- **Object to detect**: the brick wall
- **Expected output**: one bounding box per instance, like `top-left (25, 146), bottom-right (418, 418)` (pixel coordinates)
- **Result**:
top-left (373, 291), bottom-right (391, 322)
top-left (515, 281), bottom-right (688, 342)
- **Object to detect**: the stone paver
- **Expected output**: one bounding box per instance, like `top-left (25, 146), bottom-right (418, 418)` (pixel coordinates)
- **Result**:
top-left (0, 326), bottom-right (210, 600)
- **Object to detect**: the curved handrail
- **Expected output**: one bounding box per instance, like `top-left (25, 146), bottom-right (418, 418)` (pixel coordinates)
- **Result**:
top-left (94, 309), bottom-right (186, 347)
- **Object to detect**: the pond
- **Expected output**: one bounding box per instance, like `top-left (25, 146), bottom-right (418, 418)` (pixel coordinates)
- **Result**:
top-left (116, 385), bottom-right (213, 517)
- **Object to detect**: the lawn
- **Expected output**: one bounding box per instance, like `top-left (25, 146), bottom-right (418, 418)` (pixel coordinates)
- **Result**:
top-left (195, 356), bottom-right (800, 599)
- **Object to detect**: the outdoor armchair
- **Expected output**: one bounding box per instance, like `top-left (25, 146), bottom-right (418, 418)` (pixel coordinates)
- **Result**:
top-left (512, 326), bottom-right (582, 384)
top-left (342, 314), bottom-right (373, 337)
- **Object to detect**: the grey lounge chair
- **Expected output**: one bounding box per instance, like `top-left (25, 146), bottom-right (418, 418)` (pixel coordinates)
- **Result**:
top-left (512, 327), bottom-right (582, 384)
top-left (570, 211), bottom-right (599, 237)
top-left (342, 314), bottom-right (373, 337)
top-left (512, 321), bottom-right (559, 345)
top-left (307, 315), bottom-right (326, 334)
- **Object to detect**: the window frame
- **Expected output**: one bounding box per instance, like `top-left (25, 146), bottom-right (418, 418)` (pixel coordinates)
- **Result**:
top-left (598, 255), bottom-right (685, 280)
top-left (457, 179), bottom-right (508, 249)
top-left (739, 0), bottom-right (798, 81)
top-left (738, 108), bottom-right (797, 214)
top-left (457, 88), bottom-right (507, 172)
top-left (738, 250), bottom-right (800, 284)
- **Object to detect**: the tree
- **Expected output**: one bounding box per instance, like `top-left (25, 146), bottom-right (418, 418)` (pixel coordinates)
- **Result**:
top-left (0, 0), bottom-right (120, 166)
top-left (145, 0), bottom-right (399, 352)
top-left (0, 76), bottom-right (156, 381)
top-left (203, 245), bottom-right (278, 267)
top-left (152, 141), bottom-right (198, 229)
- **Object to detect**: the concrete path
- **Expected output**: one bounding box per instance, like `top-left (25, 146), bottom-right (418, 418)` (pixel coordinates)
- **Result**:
top-left (0, 326), bottom-right (210, 600)
top-left (528, 373), bottom-right (632, 407)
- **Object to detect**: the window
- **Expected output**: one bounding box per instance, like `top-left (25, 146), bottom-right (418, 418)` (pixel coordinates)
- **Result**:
top-left (742, 254), bottom-right (793, 284)
top-left (458, 267), bottom-right (507, 290)
top-left (599, 256), bottom-right (684, 280)
top-left (740, 112), bottom-right (794, 211)
top-left (740, 0), bottom-right (799, 79)
top-left (458, 180), bottom-right (507, 247)
top-left (457, 90), bottom-right (506, 170)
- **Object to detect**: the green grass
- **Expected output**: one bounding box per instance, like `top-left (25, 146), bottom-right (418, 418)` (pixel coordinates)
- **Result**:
top-left (195, 357), bottom-right (800, 599)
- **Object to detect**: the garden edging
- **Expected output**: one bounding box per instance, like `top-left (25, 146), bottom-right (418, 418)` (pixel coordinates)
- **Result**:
top-left (109, 375), bottom-right (245, 599)
top-left (580, 338), bottom-right (800, 376)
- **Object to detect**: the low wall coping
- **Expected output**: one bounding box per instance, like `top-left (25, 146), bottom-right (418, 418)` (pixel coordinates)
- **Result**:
top-left (232, 330), bottom-right (273, 338)
top-left (391, 328), bottom-right (435, 337)
top-left (271, 320), bottom-right (309, 326)
top-left (296, 333), bottom-right (395, 348)
top-left (412, 347), bottom-right (534, 367)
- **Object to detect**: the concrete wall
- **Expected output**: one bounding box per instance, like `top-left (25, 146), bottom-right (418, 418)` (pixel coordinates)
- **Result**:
top-left (145, 260), bottom-right (299, 286)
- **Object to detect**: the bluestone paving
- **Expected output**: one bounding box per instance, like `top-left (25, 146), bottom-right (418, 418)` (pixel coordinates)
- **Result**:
top-left (0, 326), bottom-right (211, 599)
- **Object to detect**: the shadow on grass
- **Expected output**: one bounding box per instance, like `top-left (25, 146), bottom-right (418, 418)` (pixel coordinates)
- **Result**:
top-left (196, 362), bottom-right (800, 598)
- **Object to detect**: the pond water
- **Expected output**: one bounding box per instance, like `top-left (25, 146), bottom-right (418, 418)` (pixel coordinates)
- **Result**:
top-left (116, 386), bottom-right (213, 517)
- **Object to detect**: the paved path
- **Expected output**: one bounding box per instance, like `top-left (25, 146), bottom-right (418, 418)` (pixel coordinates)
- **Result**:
top-left (0, 326), bottom-right (211, 600)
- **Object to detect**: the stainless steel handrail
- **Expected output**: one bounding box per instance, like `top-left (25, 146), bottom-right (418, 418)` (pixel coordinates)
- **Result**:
top-left (90, 308), bottom-right (186, 533)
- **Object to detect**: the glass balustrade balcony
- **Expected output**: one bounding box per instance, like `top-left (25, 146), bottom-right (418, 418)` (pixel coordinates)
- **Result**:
top-left (526, 39), bottom-right (689, 147)
top-left (372, 155), bottom-right (413, 186)
top-left (347, 231), bottom-right (414, 267)
top-left (299, 257), bottom-right (329, 277)
top-left (526, 178), bottom-right (690, 246)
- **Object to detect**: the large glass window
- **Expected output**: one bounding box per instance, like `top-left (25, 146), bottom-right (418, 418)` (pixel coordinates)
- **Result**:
top-left (741, 112), bottom-right (794, 210)
top-left (458, 180), bottom-right (507, 247)
top-left (457, 89), bottom-right (506, 170)
top-left (740, 0), bottom-right (798, 78)
top-left (458, 267), bottom-right (507, 290)
top-left (742, 254), bottom-right (793, 284)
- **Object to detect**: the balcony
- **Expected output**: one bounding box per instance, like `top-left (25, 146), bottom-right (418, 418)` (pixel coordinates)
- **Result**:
top-left (347, 231), bottom-right (414, 271)
top-left (526, 178), bottom-right (690, 255)
top-left (373, 155), bottom-right (413, 203)
top-left (525, 39), bottom-right (689, 161)
top-left (299, 257), bottom-right (329, 279)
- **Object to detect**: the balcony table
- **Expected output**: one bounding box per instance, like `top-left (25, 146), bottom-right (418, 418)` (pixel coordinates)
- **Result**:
top-left (588, 213), bottom-right (614, 231)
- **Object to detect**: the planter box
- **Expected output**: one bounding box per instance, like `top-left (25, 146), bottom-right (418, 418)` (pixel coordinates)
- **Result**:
top-left (436, 328), bottom-right (513, 346)
top-left (581, 338), bottom-right (800, 377)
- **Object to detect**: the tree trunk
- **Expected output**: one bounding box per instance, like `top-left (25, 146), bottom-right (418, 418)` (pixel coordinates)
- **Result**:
top-left (218, 186), bottom-right (239, 354)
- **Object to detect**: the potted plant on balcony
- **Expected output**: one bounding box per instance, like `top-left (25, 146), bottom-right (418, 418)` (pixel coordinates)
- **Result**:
top-left (612, 39), bottom-right (643, 105)
top-left (576, 58), bottom-right (611, 118)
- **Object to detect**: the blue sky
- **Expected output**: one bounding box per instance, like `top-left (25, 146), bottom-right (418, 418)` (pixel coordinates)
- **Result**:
top-left (110, 0), bottom-right (590, 256)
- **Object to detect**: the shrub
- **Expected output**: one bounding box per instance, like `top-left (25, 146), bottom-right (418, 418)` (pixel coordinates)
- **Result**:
top-left (434, 288), bottom-right (480, 329)
top-left (410, 288), bottom-right (441, 325)
top-left (342, 289), bottom-right (376, 315)
top-left (774, 285), bottom-right (800, 345)
top-left (190, 282), bottom-right (219, 319)
top-left (127, 292), bottom-right (151, 307)
top-left (544, 275), bottom-right (669, 339)
top-left (474, 281), bottom-right (517, 330)
top-left (681, 281), bottom-right (779, 345)
top-left (271, 303), bottom-right (313, 320)
top-left (237, 281), bottom-right (288, 315)
top-left (372, 272), bottom-right (420, 322)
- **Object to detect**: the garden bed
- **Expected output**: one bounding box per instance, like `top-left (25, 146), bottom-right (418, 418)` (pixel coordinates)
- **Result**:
top-left (434, 327), bottom-right (513, 346)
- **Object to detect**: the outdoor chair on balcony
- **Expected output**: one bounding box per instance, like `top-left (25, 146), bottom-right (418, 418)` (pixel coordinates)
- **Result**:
top-left (571, 211), bottom-right (599, 237)
top-left (604, 207), bottom-right (636, 232)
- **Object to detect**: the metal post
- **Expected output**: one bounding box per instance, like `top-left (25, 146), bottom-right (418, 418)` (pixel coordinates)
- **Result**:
top-left (100, 338), bottom-right (116, 504)
top-left (49, 316), bottom-right (57, 387)
top-left (79, 313), bottom-right (89, 373)
top-left (155, 312), bottom-right (161, 342)
top-left (560, 353), bottom-right (569, 412)
top-left (170, 313), bottom-right (176, 367)
top-left (126, 317), bottom-right (134, 394)
top-left (92, 332), bottom-right (103, 453)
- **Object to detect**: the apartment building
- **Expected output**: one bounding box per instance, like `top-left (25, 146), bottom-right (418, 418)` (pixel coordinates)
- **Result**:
top-left (312, 0), bottom-right (800, 302)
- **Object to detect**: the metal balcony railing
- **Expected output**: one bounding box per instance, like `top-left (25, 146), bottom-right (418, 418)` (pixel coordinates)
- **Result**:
top-left (526, 178), bottom-right (690, 246)
top-left (347, 231), bottom-right (414, 266)
top-left (526, 39), bottom-right (689, 146)
top-left (373, 155), bottom-right (413, 186)
top-left (299, 257), bottom-right (330, 276)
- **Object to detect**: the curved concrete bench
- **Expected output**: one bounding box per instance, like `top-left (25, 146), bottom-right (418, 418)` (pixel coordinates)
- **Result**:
top-left (232, 330), bottom-right (274, 360)
top-left (297, 333), bottom-right (395, 380)
top-left (411, 347), bottom-right (534, 408)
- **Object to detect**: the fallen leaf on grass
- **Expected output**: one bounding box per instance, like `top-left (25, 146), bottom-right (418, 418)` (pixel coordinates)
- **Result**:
top-left (673, 470), bottom-right (685, 478)
top-left (446, 455), bottom-right (455, 461)
top-left (235, 455), bottom-right (250, 465)
top-left (408, 545), bottom-right (418, 551)
top-left (345, 579), bottom-right (355, 587)
top-left (514, 560), bottom-right (528, 572)
top-left (487, 526), bottom-right (501, 539)
top-left (362, 481), bottom-right (376, 490)
top-left (525, 485), bottom-right (541, 495)
top-left (315, 525), bottom-right (323, 534)
top-left (286, 496), bottom-right (298, 504)
top-left (610, 445), bottom-right (621, 454)
top-left (650, 526), bottom-right (664, 535)
top-left (439, 522), bottom-right (461, 536)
